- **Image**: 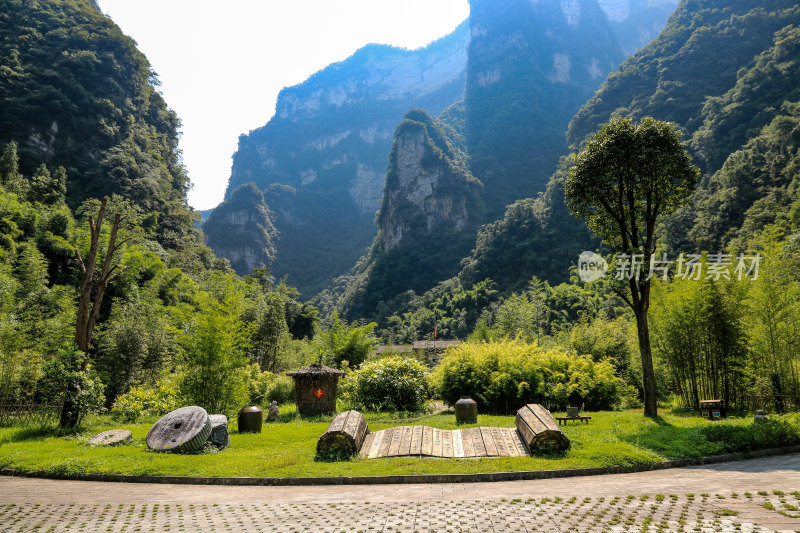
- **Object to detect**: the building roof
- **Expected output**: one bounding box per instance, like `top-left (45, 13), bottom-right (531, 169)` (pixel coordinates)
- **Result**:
top-left (285, 362), bottom-right (345, 377)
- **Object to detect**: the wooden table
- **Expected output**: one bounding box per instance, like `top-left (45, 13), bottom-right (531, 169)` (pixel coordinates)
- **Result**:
top-left (555, 416), bottom-right (591, 425)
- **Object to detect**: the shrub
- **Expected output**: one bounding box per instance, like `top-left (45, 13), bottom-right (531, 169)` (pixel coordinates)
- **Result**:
top-left (341, 356), bottom-right (428, 412)
top-left (111, 384), bottom-right (181, 422)
top-left (244, 363), bottom-right (295, 406)
top-left (430, 340), bottom-right (627, 413)
top-left (38, 347), bottom-right (106, 426)
top-left (318, 312), bottom-right (378, 369)
top-left (700, 415), bottom-right (800, 452)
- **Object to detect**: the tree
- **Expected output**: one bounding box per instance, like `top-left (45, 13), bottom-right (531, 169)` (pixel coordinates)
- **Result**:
top-left (179, 292), bottom-right (252, 414)
top-left (42, 347), bottom-right (106, 428)
top-left (246, 290), bottom-right (289, 372)
top-left (62, 197), bottom-right (128, 427)
top-left (318, 313), bottom-right (377, 369)
top-left (74, 197), bottom-right (128, 355)
top-left (564, 117), bottom-right (699, 416)
top-left (0, 141), bottom-right (24, 195)
top-left (28, 164), bottom-right (66, 205)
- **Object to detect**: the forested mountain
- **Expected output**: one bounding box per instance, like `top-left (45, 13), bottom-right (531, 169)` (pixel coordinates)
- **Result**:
top-left (465, 0), bottom-right (623, 219)
top-left (0, 0), bottom-right (313, 418)
top-left (209, 24), bottom-right (472, 295)
top-left (322, 107), bottom-right (484, 320)
top-left (335, 0), bottom-right (800, 337)
top-left (321, 0), bottom-right (625, 321)
top-left (0, 0), bottom-right (203, 251)
top-left (568, 0), bottom-right (800, 253)
top-left (203, 183), bottom-right (277, 275)
top-left (207, 0), bottom-right (678, 297)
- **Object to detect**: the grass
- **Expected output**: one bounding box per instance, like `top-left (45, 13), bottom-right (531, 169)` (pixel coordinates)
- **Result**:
top-left (0, 407), bottom-right (796, 479)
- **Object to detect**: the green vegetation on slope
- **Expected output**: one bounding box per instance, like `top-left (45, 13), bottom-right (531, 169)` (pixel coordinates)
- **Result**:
top-left (568, 0), bottom-right (800, 147)
top-left (0, 0), bottom-right (200, 249)
top-left (466, 0), bottom-right (623, 218)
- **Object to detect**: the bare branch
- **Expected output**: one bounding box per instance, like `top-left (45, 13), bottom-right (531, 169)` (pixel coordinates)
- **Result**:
top-left (611, 285), bottom-right (634, 310)
top-left (74, 247), bottom-right (86, 274)
top-left (104, 265), bottom-right (127, 287)
top-left (113, 237), bottom-right (132, 252)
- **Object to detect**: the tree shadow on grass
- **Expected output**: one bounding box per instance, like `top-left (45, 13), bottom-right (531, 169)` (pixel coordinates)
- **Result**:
top-left (530, 448), bottom-right (569, 460)
top-left (649, 415), bottom-right (672, 426)
top-left (618, 416), bottom-right (720, 460)
top-left (0, 424), bottom-right (86, 445)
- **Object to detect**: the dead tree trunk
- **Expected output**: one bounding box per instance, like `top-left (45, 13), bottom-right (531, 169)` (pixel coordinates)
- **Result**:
top-left (61, 198), bottom-right (127, 428)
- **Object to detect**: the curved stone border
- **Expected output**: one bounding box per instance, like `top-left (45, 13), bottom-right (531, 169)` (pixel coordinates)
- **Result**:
top-left (2, 444), bottom-right (799, 487)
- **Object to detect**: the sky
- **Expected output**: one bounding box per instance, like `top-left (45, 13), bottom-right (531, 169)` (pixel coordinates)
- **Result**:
top-left (96, 0), bottom-right (471, 210)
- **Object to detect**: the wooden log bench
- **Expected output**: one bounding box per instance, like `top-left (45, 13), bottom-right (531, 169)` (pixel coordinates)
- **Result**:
top-left (515, 403), bottom-right (571, 452)
top-left (317, 405), bottom-right (571, 459)
top-left (317, 410), bottom-right (369, 456)
top-left (555, 415), bottom-right (591, 425)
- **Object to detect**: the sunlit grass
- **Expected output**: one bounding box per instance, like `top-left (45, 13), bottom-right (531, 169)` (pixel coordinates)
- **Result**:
top-left (0, 408), bottom-right (792, 479)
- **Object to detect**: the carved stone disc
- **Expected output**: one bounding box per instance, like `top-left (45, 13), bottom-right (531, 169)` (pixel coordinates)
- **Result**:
top-left (146, 406), bottom-right (211, 453)
top-left (88, 429), bottom-right (132, 446)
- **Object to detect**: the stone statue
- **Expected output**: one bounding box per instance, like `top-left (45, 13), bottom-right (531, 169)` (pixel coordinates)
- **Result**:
top-left (267, 400), bottom-right (279, 422)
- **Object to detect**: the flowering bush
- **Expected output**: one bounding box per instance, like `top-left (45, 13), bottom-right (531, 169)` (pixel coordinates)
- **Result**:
top-left (340, 356), bottom-right (429, 412)
top-left (111, 384), bottom-right (181, 422)
top-left (430, 340), bottom-right (628, 413)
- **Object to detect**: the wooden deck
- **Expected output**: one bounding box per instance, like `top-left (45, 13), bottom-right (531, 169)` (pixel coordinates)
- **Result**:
top-left (358, 426), bottom-right (528, 459)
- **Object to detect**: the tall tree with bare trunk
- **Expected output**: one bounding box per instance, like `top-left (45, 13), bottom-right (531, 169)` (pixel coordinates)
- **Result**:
top-left (61, 197), bottom-right (127, 427)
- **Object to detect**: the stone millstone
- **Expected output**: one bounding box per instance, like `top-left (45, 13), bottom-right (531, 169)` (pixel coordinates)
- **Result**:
top-left (146, 406), bottom-right (211, 453)
top-left (88, 429), bottom-right (132, 446)
top-left (208, 414), bottom-right (229, 450)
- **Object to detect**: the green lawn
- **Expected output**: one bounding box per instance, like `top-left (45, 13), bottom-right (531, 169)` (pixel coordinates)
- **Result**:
top-left (0, 407), bottom-right (796, 479)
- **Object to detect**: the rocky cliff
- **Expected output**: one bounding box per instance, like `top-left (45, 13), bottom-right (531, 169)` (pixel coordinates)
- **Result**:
top-left (203, 183), bottom-right (277, 275)
top-left (379, 109), bottom-right (482, 252)
top-left (465, 0), bottom-right (624, 217)
top-left (209, 23), bottom-right (471, 294)
top-left (325, 108), bottom-right (483, 320)
top-left (598, 0), bottom-right (680, 55)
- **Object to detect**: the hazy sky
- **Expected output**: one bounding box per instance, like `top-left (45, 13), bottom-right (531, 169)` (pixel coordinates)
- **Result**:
top-left (95, 1), bottom-right (471, 210)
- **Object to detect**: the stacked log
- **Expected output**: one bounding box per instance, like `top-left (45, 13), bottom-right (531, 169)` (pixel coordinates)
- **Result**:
top-left (316, 410), bottom-right (369, 456)
top-left (515, 403), bottom-right (570, 452)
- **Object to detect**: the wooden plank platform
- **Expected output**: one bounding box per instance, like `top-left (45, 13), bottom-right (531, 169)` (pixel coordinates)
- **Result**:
top-left (359, 426), bottom-right (529, 459)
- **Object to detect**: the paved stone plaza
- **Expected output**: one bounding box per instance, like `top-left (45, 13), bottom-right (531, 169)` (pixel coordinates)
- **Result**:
top-left (0, 454), bottom-right (799, 531)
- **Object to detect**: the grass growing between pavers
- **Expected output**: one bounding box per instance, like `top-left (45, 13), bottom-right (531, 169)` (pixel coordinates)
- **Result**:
top-left (0, 408), bottom-right (798, 479)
